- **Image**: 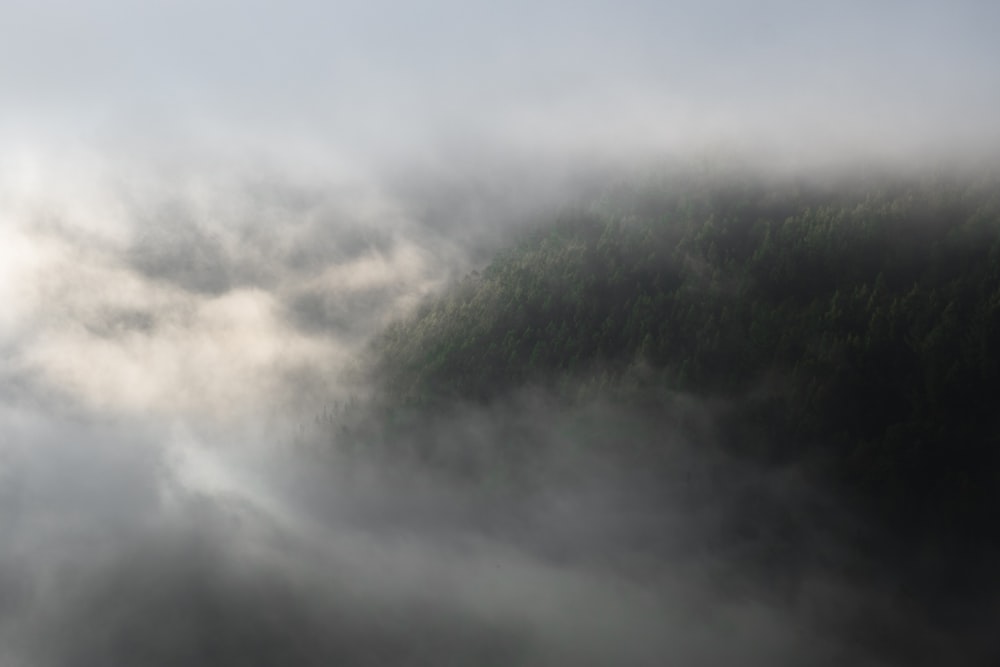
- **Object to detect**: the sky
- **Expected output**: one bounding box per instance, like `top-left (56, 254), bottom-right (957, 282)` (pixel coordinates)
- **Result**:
top-left (1, 2), bottom-right (998, 664)
top-left (2, 0), bottom-right (999, 166)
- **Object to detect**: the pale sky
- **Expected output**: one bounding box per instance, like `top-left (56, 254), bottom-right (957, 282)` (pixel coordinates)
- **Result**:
top-left (1, 0), bottom-right (998, 164)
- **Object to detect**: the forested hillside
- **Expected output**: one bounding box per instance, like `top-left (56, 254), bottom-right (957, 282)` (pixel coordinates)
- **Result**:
top-left (368, 172), bottom-right (1000, 552)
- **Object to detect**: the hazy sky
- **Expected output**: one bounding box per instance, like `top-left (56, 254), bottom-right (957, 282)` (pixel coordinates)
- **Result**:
top-left (2, 0), bottom-right (999, 165)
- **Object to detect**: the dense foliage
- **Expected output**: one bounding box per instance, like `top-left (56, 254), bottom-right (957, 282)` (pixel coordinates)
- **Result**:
top-left (369, 171), bottom-right (1000, 554)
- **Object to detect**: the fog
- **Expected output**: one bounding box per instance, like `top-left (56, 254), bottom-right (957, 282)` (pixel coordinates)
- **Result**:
top-left (3, 388), bottom-right (960, 666)
top-left (2, 1), bottom-right (999, 664)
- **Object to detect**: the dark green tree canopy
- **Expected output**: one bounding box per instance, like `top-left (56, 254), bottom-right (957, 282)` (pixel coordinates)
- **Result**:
top-left (365, 172), bottom-right (1000, 550)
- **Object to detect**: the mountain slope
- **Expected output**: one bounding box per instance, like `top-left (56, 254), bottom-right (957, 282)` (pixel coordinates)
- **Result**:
top-left (368, 173), bottom-right (1000, 549)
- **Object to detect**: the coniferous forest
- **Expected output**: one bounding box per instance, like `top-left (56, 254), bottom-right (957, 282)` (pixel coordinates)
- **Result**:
top-left (358, 171), bottom-right (1000, 601)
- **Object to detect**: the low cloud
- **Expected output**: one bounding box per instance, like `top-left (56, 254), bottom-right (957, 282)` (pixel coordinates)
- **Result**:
top-left (2, 384), bottom-right (983, 666)
top-left (0, 159), bottom-right (453, 421)
top-left (3, 154), bottom-right (998, 664)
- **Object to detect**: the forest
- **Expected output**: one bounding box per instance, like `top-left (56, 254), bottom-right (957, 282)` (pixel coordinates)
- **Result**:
top-left (357, 169), bottom-right (1000, 594)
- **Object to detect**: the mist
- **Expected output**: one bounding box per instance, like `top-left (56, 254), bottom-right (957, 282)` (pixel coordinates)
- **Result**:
top-left (2, 1), bottom-right (1000, 664)
top-left (5, 387), bottom-right (965, 666)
